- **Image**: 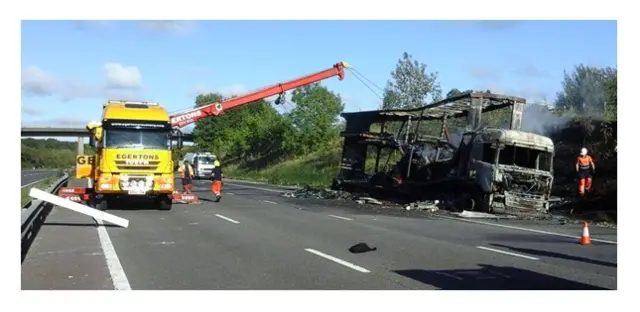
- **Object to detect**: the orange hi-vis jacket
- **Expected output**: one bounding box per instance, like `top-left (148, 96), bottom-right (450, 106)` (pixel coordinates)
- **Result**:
top-left (576, 155), bottom-right (594, 171)
top-left (178, 164), bottom-right (194, 178)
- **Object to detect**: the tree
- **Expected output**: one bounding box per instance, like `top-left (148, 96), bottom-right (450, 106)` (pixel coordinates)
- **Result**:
top-left (382, 52), bottom-right (443, 110)
top-left (555, 64), bottom-right (617, 117)
top-left (191, 91), bottom-right (294, 162)
top-left (288, 82), bottom-right (344, 153)
top-left (21, 138), bottom-right (89, 169)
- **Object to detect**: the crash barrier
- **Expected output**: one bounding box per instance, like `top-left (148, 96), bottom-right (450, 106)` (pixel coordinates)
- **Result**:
top-left (21, 173), bottom-right (69, 260)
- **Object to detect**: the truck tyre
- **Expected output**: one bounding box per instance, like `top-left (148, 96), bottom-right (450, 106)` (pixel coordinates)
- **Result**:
top-left (157, 195), bottom-right (172, 211)
top-left (471, 190), bottom-right (492, 213)
top-left (96, 198), bottom-right (109, 211)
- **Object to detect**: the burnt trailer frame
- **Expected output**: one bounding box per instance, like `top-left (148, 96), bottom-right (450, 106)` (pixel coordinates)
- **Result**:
top-left (334, 92), bottom-right (526, 189)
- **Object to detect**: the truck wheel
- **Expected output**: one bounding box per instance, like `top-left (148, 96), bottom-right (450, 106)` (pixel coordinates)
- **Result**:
top-left (157, 195), bottom-right (172, 211)
top-left (96, 198), bottom-right (109, 211)
top-left (471, 191), bottom-right (492, 213)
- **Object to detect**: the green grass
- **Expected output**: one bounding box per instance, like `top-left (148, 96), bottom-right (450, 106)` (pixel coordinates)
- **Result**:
top-left (21, 176), bottom-right (59, 207)
top-left (225, 141), bottom-right (343, 188)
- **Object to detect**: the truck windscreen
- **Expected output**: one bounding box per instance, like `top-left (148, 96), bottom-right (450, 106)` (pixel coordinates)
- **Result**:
top-left (198, 157), bottom-right (214, 164)
top-left (105, 129), bottom-right (170, 150)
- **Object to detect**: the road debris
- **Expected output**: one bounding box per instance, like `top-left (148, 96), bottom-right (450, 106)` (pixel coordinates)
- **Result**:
top-left (405, 200), bottom-right (440, 212)
top-left (454, 210), bottom-right (516, 219)
top-left (281, 186), bottom-right (354, 200)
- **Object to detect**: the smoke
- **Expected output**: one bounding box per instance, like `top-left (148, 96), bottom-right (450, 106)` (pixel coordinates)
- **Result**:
top-left (445, 126), bottom-right (465, 147)
top-left (521, 103), bottom-right (572, 136)
top-left (575, 69), bottom-right (607, 116)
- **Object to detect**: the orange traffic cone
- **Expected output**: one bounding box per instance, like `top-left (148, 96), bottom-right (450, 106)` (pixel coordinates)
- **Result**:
top-left (580, 222), bottom-right (591, 245)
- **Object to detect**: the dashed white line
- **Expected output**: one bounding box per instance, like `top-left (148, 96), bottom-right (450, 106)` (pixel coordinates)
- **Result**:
top-left (215, 214), bottom-right (240, 224)
top-left (263, 200), bottom-right (278, 204)
top-left (435, 272), bottom-right (463, 280)
top-left (476, 246), bottom-right (539, 261)
top-left (95, 218), bottom-right (132, 290)
top-left (304, 248), bottom-right (371, 273)
top-left (438, 215), bottom-right (617, 245)
top-left (328, 214), bottom-right (353, 221)
top-left (226, 192), bottom-right (235, 195)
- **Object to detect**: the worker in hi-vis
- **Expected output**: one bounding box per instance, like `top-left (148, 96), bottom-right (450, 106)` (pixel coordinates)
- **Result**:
top-left (210, 160), bottom-right (223, 201)
top-left (179, 160), bottom-right (195, 194)
top-left (576, 147), bottom-right (596, 196)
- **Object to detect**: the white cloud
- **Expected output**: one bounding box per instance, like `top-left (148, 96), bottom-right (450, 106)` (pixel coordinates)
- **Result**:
top-left (21, 66), bottom-right (57, 96)
top-left (139, 21), bottom-right (195, 35)
top-left (21, 64), bottom-right (144, 101)
top-left (103, 63), bottom-right (143, 89)
top-left (21, 104), bottom-right (43, 116)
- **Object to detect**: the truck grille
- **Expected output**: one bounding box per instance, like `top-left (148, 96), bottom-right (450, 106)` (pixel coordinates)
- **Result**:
top-left (115, 160), bottom-right (160, 171)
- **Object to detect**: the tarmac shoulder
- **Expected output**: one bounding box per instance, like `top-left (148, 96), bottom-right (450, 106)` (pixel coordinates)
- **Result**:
top-left (21, 205), bottom-right (114, 290)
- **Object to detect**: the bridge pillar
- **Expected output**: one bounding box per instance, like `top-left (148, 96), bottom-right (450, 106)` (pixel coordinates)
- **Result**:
top-left (77, 137), bottom-right (84, 155)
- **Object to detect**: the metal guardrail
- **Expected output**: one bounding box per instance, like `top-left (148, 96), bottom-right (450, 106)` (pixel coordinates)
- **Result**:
top-left (21, 173), bottom-right (69, 243)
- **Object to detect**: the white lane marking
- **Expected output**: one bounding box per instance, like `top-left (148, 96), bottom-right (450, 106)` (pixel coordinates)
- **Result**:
top-left (438, 215), bottom-right (617, 245)
top-left (328, 214), bottom-right (353, 221)
top-left (227, 192), bottom-right (235, 195)
top-left (304, 248), bottom-right (371, 273)
top-left (95, 219), bottom-right (132, 290)
top-left (21, 177), bottom-right (49, 188)
top-left (225, 182), bottom-right (283, 193)
top-left (476, 246), bottom-right (539, 261)
top-left (435, 272), bottom-right (463, 280)
top-left (215, 214), bottom-right (240, 224)
top-left (263, 200), bottom-right (278, 204)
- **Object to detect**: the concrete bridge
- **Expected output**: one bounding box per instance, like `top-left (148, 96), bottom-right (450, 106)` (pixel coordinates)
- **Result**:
top-left (21, 127), bottom-right (194, 154)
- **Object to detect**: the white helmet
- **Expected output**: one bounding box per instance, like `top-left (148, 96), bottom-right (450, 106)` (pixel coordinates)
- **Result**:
top-left (580, 148), bottom-right (588, 156)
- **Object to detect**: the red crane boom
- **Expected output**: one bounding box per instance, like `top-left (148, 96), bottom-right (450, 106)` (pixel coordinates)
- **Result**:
top-left (170, 61), bottom-right (349, 128)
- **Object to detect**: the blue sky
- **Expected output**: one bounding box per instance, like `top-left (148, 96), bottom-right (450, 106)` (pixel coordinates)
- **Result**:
top-left (21, 20), bottom-right (617, 132)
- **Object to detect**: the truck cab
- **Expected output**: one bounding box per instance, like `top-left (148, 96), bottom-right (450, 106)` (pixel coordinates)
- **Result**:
top-left (453, 128), bottom-right (554, 213)
top-left (79, 100), bottom-right (184, 211)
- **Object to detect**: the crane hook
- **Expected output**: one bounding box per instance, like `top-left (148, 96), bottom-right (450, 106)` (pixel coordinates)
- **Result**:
top-left (275, 92), bottom-right (286, 105)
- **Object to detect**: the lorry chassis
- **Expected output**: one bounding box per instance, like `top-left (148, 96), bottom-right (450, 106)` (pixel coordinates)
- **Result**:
top-left (333, 92), bottom-right (555, 215)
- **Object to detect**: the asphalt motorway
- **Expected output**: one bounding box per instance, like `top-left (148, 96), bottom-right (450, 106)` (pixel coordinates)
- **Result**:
top-left (21, 169), bottom-right (61, 187)
top-left (21, 179), bottom-right (617, 290)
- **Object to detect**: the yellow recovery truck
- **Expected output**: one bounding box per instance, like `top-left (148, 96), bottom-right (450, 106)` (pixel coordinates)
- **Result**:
top-left (55, 62), bottom-right (350, 210)
top-left (60, 100), bottom-right (184, 211)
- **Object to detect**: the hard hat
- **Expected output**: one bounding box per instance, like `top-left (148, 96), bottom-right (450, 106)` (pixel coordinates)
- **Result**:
top-left (214, 160), bottom-right (220, 167)
top-left (580, 148), bottom-right (588, 156)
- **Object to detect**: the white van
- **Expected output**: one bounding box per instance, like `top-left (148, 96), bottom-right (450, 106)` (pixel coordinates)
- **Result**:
top-left (182, 152), bottom-right (217, 179)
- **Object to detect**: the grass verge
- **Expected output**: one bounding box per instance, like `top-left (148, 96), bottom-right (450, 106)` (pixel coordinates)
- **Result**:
top-left (21, 176), bottom-right (60, 207)
top-left (225, 142), bottom-right (342, 188)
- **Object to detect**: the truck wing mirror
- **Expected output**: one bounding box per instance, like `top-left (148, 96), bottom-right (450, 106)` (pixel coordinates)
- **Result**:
top-left (172, 130), bottom-right (184, 150)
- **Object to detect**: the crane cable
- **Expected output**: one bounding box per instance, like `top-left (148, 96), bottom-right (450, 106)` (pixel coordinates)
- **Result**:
top-left (345, 67), bottom-right (385, 101)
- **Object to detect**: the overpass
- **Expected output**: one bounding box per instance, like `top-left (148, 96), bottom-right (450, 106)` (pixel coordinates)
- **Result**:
top-left (21, 127), bottom-right (195, 154)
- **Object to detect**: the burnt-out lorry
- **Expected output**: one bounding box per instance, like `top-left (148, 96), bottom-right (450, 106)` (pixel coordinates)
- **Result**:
top-left (333, 92), bottom-right (555, 214)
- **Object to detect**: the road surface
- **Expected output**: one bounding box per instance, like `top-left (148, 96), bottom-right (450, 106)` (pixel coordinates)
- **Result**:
top-left (21, 170), bottom-right (61, 188)
top-left (21, 179), bottom-right (617, 290)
